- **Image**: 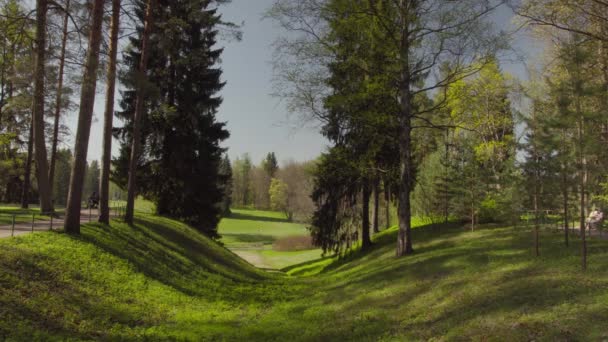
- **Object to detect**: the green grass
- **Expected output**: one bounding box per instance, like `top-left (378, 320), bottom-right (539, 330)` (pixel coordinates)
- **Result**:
top-left (0, 205), bottom-right (65, 225)
top-left (2, 210), bottom-right (608, 340)
top-left (218, 209), bottom-right (323, 269)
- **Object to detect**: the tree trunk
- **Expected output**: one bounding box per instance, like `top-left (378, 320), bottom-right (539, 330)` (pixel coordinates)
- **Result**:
top-left (561, 129), bottom-right (569, 247)
top-left (384, 181), bottom-right (391, 229)
top-left (63, 0), bottom-right (106, 234)
top-left (471, 205), bottom-right (475, 232)
top-left (372, 176), bottom-right (379, 233)
top-left (577, 109), bottom-right (587, 270)
top-left (362, 179), bottom-right (372, 250)
top-left (125, 0), bottom-right (156, 225)
top-left (396, 2), bottom-right (414, 257)
top-left (32, 0), bottom-right (53, 213)
top-left (21, 119), bottom-right (34, 209)
top-left (562, 178), bottom-right (569, 247)
top-left (49, 0), bottom-right (70, 196)
top-left (99, 0), bottom-right (121, 224)
top-left (533, 172), bottom-right (540, 257)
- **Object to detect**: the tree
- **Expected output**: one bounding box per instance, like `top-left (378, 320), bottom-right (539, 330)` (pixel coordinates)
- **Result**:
top-left (124, 0), bottom-right (156, 225)
top-left (99, 0), bottom-right (121, 224)
top-left (114, 0), bottom-right (231, 236)
top-left (218, 155), bottom-right (233, 216)
top-left (84, 160), bottom-right (100, 199)
top-left (277, 160), bottom-right (315, 222)
top-left (31, 0), bottom-right (53, 213)
top-left (231, 154), bottom-right (253, 207)
top-left (48, 0), bottom-right (71, 196)
top-left (269, 0), bottom-right (504, 256)
top-left (269, 178), bottom-right (290, 219)
top-left (63, 0), bottom-right (106, 234)
top-left (262, 152), bottom-right (279, 178)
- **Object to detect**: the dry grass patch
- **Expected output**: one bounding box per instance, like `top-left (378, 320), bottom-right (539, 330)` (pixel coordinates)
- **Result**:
top-left (273, 235), bottom-right (314, 251)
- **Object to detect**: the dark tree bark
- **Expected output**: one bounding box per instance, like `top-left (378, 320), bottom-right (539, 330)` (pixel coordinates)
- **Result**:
top-left (49, 0), bottom-right (71, 196)
top-left (63, 0), bottom-right (106, 234)
top-left (396, 64), bottom-right (414, 256)
top-left (32, 0), bottom-right (54, 213)
top-left (384, 181), bottom-right (390, 229)
top-left (99, 0), bottom-right (121, 224)
top-left (533, 172), bottom-right (540, 257)
top-left (21, 118), bottom-right (34, 209)
top-left (362, 180), bottom-right (372, 250)
top-left (561, 129), bottom-right (569, 247)
top-left (395, 1), bottom-right (414, 257)
top-left (372, 176), bottom-right (380, 233)
top-left (125, 0), bottom-right (156, 225)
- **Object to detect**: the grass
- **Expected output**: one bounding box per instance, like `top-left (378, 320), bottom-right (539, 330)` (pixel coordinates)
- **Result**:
top-left (218, 209), bottom-right (323, 269)
top-left (1, 210), bottom-right (608, 340)
top-left (0, 205), bottom-right (65, 225)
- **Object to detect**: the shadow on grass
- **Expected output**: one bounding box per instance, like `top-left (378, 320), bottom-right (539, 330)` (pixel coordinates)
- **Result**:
top-left (77, 216), bottom-right (274, 302)
top-left (228, 212), bottom-right (291, 223)
top-left (281, 255), bottom-right (333, 273)
top-left (222, 233), bottom-right (277, 244)
top-left (0, 245), bottom-right (154, 340)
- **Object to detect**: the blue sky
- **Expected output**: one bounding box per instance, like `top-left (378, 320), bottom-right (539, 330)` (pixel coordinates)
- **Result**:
top-left (70, 0), bottom-right (533, 166)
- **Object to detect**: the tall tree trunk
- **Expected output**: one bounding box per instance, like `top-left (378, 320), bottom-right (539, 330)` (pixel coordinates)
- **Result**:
top-left (21, 119), bottom-right (34, 209)
top-left (577, 110), bottom-right (587, 270)
top-left (562, 172), bottom-right (569, 247)
top-left (396, 1), bottom-right (414, 256)
top-left (63, 0), bottom-right (106, 234)
top-left (125, 0), bottom-right (156, 225)
top-left (385, 181), bottom-right (390, 229)
top-left (561, 129), bottom-right (569, 247)
top-left (99, 0), bottom-right (121, 224)
top-left (533, 171), bottom-right (540, 257)
top-left (362, 180), bottom-right (372, 250)
top-left (372, 176), bottom-right (379, 233)
top-left (0, 46), bottom-right (6, 131)
top-left (49, 0), bottom-right (70, 196)
top-left (32, 0), bottom-right (53, 213)
top-left (397, 84), bottom-right (414, 255)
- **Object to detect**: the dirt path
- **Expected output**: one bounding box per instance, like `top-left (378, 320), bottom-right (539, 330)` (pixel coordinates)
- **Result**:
top-left (0, 209), bottom-right (115, 238)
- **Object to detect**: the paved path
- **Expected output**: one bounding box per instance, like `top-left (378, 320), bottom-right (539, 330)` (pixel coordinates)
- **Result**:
top-left (0, 209), bottom-right (117, 238)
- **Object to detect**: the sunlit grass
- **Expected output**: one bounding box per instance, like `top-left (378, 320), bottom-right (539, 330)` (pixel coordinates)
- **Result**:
top-left (218, 209), bottom-right (323, 269)
top-left (1, 210), bottom-right (608, 340)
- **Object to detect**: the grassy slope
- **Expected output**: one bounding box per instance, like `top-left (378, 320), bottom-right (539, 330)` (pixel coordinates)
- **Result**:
top-left (1, 211), bottom-right (608, 340)
top-left (218, 209), bottom-right (322, 269)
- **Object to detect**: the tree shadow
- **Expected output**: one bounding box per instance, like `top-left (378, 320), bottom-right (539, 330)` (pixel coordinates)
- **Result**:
top-left (228, 212), bottom-right (290, 223)
top-left (222, 233), bottom-right (277, 244)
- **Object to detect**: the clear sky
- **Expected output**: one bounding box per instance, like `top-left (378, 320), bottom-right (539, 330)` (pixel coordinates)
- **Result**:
top-left (64, 0), bottom-right (533, 166)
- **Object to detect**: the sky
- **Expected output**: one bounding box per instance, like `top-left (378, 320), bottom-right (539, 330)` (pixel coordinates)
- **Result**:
top-left (62, 0), bottom-right (534, 166)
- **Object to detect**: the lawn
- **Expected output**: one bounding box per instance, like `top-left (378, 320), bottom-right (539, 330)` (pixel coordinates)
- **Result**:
top-left (0, 205), bottom-right (64, 225)
top-left (218, 209), bottom-right (323, 269)
top-left (1, 211), bottom-right (608, 340)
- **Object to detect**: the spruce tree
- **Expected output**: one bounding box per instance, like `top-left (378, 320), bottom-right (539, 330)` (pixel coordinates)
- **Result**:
top-left (114, 0), bottom-right (230, 237)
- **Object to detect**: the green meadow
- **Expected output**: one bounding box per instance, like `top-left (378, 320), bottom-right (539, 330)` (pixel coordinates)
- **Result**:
top-left (218, 209), bottom-right (323, 270)
top-left (1, 209), bottom-right (608, 340)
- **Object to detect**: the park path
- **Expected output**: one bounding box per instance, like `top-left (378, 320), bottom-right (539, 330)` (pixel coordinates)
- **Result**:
top-left (0, 209), bottom-right (111, 238)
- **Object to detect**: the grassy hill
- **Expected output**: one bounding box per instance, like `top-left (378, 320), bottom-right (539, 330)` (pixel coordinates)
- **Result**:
top-left (1, 211), bottom-right (608, 340)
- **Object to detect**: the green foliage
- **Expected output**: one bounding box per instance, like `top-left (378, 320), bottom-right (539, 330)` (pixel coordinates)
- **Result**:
top-left (113, 0), bottom-right (230, 237)
top-left (218, 154), bottom-right (233, 216)
top-left (51, 149), bottom-right (72, 205)
top-left (262, 152), bottom-right (279, 178)
top-left (269, 178), bottom-right (289, 219)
